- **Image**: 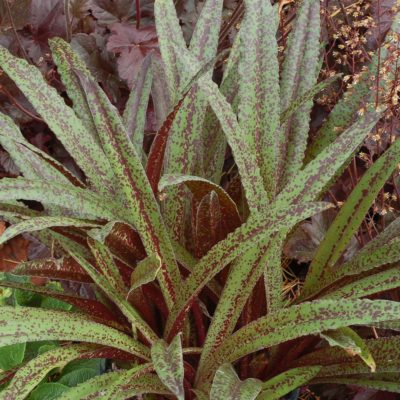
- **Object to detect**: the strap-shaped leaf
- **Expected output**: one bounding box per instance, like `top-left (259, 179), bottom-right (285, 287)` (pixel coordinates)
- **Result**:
top-left (311, 377), bottom-right (400, 393)
top-left (165, 201), bottom-right (333, 339)
top-left (278, 0), bottom-right (320, 187)
top-left (210, 363), bottom-right (262, 400)
top-left (0, 217), bottom-right (100, 245)
top-left (0, 178), bottom-right (125, 221)
top-left (151, 334), bottom-right (184, 400)
top-left (75, 69), bottom-right (182, 309)
top-left (238, 0), bottom-right (279, 201)
top-left (87, 238), bottom-right (127, 296)
top-left (0, 306), bottom-right (149, 358)
top-left (129, 254), bottom-right (161, 293)
top-left (68, 249), bottom-right (158, 344)
top-left (0, 344), bottom-right (94, 400)
top-left (278, 110), bottom-right (381, 205)
top-left (302, 134), bottom-right (400, 297)
top-left (257, 366), bottom-right (321, 400)
top-left (321, 327), bottom-right (376, 372)
top-left (123, 53), bottom-right (153, 157)
top-left (198, 299), bottom-right (400, 386)
top-left (0, 113), bottom-right (81, 186)
top-left (49, 37), bottom-right (99, 143)
top-left (154, 0), bottom-right (268, 211)
top-left (0, 46), bottom-right (115, 197)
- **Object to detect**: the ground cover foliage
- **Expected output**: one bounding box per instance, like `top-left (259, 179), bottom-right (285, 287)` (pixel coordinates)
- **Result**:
top-left (1, 0), bottom-right (400, 399)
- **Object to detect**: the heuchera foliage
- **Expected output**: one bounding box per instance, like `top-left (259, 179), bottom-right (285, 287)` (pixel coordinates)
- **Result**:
top-left (0, 0), bottom-right (400, 399)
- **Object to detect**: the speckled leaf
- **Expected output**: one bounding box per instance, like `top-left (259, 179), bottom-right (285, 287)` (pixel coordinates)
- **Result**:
top-left (302, 135), bottom-right (400, 297)
top-left (49, 37), bottom-right (99, 143)
top-left (238, 0), bottom-right (279, 201)
top-left (0, 46), bottom-right (115, 198)
top-left (321, 266), bottom-right (400, 300)
top-left (68, 249), bottom-right (158, 343)
top-left (0, 112), bottom-right (81, 186)
top-left (198, 299), bottom-right (400, 386)
top-left (129, 254), bottom-right (161, 293)
top-left (75, 70), bottom-right (182, 309)
top-left (154, 2), bottom-right (268, 211)
top-left (278, 0), bottom-right (320, 187)
top-left (159, 174), bottom-right (241, 230)
top-left (311, 377), bottom-right (400, 393)
top-left (210, 363), bottom-right (262, 400)
top-left (13, 257), bottom-right (90, 282)
top-left (0, 306), bottom-right (149, 358)
top-left (0, 344), bottom-right (94, 400)
top-left (257, 366), bottom-right (321, 400)
top-left (154, 0), bottom-right (187, 103)
top-left (0, 278), bottom-right (124, 326)
top-left (0, 178), bottom-right (125, 221)
top-left (87, 238), bottom-right (127, 296)
top-left (165, 201), bottom-right (333, 339)
top-left (58, 370), bottom-right (169, 400)
top-left (123, 53), bottom-right (153, 157)
top-left (280, 75), bottom-right (341, 126)
top-left (0, 217), bottom-right (99, 246)
top-left (151, 334), bottom-right (184, 400)
top-left (321, 327), bottom-right (376, 372)
top-left (278, 110), bottom-right (381, 205)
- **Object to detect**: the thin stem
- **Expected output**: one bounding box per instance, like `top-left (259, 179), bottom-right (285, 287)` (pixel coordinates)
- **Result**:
top-left (64, 0), bottom-right (71, 42)
top-left (136, 0), bottom-right (141, 29)
top-left (4, 0), bottom-right (29, 61)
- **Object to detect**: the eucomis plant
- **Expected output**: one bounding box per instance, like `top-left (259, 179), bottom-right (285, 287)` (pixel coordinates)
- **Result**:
top-left (0, 0), bottom-right (400, 399)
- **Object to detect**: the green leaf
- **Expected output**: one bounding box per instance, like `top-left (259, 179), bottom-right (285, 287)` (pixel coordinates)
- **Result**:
top-left (0, 45), bottom-right (115, 198)
top-left (278, 110), bottom-right (381, 205)
top-left (123, 53), bottom-right (153, 158)
top-left (0, 343), bottom-right (26, 371)
top-left (68, 249), bottom-right (158, 344)
top-left (129, 254), bottom-right (161, 293)
top-left (0, 344), bottom-right (93, 400)
top-left (0, 217), bottom-right (100, 245)
top-left (58, 368), bottom-right (99, 387)
top-left (238, 0), bottom-right (279, 201)
top-left (165, 201), bottom-right (333, 339)
top-left (278, 0), bottom-right (321, 187)
top-left (280, 75), bottom-right (341, 126)
top-left (302, 134), bottom-right (400, 297)
top-left (197, 299), bottom-right (400, 387)
top-left (0, 306), bottom-right (150, 359)
top-left (0, 178), bottom-right (125, 221)
top-left (257, 367), bottom-right (321, 400)
top-left (29, 383), bottom-right (70, 400)
top-left (321, 327), bottom-right (376, 372)
top-left (210, 363), bottom-right (262, 400)
top-left (151, 334), bottom-right (184, 400)
top-left (75, 69), bottom-right (181, 309)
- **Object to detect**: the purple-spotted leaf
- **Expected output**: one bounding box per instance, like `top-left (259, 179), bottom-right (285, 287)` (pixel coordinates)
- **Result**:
top-left (151, 334), bottom-right (184, 400)
top-left (0, 306), bottom-right (150, 358)
top-left (198, 299), bottom-right (400, 386)
top-left (0, 217), bottom-right (100, 246)
top-left (123, 53), bottom-right (153, 158)
top-left (209, 363), bottom-right (262, 400)
top-left (0, 46), bottom-right (115, 198)
top-left (129, 254), bottom-right (161, 293)
top-left (302, 132), bottom-right (400, 297)
top-left (257, 366), bottom-right (321, 400)
top-left (278, 0), bottom-right (321, 188)
top-left (0, 178), bottom-right (125, 221)
top-left (75, 69), bottom-right (181, 309)
top-left (321, 327), bottom-right (376, 372)
top-left (0, 344), bottom-right (94, 400)
top-left (68, 248), bottom-right (158, 344)
top-left (238, 0), bottom-right (279, 201)
top-left (165, 201), bottom-right (333, 339)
